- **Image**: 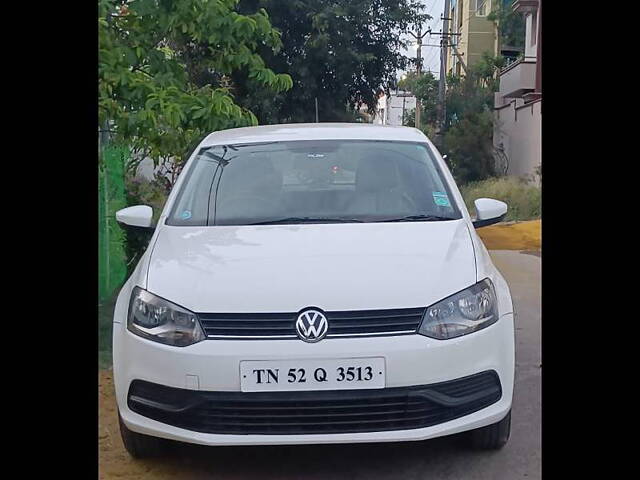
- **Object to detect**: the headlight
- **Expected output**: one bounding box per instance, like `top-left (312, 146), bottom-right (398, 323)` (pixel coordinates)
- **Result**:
top-left (418, 279), bottom-right (499, 340)
top-left (127, 287), bottom-right (205, 347)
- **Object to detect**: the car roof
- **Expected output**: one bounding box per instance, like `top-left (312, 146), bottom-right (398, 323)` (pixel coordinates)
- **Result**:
top-left (201, 123), bottom-right (428, 147)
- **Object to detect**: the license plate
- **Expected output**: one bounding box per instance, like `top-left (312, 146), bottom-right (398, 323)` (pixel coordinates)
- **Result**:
top-left (240, 357), bottom-right (386, 392)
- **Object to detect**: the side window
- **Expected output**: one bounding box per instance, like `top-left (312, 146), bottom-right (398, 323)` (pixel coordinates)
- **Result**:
top-left (171, 159), bottom-right (219, 225)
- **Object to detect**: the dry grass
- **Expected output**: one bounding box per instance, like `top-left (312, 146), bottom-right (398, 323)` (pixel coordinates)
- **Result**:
top-left (461, 176), bottom-right (541, 222)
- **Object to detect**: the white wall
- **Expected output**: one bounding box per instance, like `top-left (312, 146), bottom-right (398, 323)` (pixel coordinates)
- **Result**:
top-left (524, 11), bottom-right (538, 60)
top-left (135, 157), bottom-right (156, 181)
top-left (494, 99), bottom-right (541, 181)
top-left (385, 94), bottom-right (416, 126)
top-left (373, 95), bottom-right (386, 125)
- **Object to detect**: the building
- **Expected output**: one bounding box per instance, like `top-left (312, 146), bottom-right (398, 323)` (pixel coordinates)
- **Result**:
top-left (446, 1), bottom-right (525, 75)
top-left (447, 0), bottom-right (499, 76)
top-left (374, 91), bottom-right (417, 126)
top-left (493, 0), bottom-right (541, 181)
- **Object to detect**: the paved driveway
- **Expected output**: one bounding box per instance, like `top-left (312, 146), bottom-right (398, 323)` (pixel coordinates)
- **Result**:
top-left (101, 250), bottom-right (541, 479)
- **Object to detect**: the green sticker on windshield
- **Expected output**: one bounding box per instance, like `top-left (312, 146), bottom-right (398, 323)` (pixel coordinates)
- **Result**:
top-left (432, 192), bottom-right (451, 207)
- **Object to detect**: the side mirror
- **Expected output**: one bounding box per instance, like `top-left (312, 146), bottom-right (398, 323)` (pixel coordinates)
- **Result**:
top-left (472, 198), bottom-right (507, 228)
top-left (116, 205), bottom-right (154, 230)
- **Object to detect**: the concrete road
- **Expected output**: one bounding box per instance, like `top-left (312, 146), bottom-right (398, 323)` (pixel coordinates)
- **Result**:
top-left (135, 251), bottom-right (542, 479)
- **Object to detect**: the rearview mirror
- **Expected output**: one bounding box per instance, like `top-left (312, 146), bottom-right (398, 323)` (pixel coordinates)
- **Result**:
top-left (472, 198), bottom-right (507, 228)
top-left (116, 205), bottom-right (154, 229)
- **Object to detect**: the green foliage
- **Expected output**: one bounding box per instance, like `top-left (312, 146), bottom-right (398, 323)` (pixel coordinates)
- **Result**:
top-left (98, 294), bottom-right (116, 369)
top-left (444, 110), bottom-right (495, 184)
top-left (397, 71), bottom-right (439, 126)
top-left (402, 107), bottom-right (415, 127)
top-left (98, 145), bottom-right (128, 302)
top-left (98, 146), bottom-right (128, 367)
top-left (397, 58), bottom-right (504, 182)
top-left (442, 54), bottom-right (505, 183)
top-left (488, 0), bottom-right (526, 51)
top-left (460, 176), bottom-right (541, 222)
top-left (235, 0), bottom-right (429, 123)
top-left (402, 108), bottom-right (437, 139)
top-left (99, 0), bottom-right (293, 178)
top-left (126, 176), bottom-right (168, 219)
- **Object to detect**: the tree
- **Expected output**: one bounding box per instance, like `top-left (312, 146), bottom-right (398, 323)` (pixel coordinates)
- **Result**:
top-left (488, 0), bottom-right (525, 56)
top-left (234, 0), bottom-right (429, 123)
top-left (397, 71), bottom-right (439, 127)
top-left (442, 53), bottom-right (505, 184)
top-left (444, 109), bottom-right (495, 183)
top-left (98, 0), bottom-right (293, 183)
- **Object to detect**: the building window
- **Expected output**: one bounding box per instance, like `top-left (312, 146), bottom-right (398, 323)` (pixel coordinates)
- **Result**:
top-left (475, 0), bottom-right (490, 16)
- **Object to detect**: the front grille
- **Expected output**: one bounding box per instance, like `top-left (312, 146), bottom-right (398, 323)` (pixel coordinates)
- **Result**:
top-left (198, 307), bottom-right (425, 340)
top-left (127, 371), bottom-right (501, 435)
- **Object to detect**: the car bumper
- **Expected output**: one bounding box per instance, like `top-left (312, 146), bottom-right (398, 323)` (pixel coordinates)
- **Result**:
top-left (113, 313), bottom-right (514, 446)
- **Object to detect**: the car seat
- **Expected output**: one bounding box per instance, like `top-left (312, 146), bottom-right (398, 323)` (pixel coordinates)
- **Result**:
top-left (349, 154), bottom-right (412, 216)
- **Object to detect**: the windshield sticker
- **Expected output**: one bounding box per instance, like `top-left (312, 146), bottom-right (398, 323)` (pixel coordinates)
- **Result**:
top-left (180, 210), bottom-right (192, 220)
top-left (432, 192), bottom-right (451, 207)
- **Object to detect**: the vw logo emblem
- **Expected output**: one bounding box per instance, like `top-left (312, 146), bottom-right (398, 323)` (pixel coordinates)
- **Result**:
top-left (295, 309), bottom-right (329, 343)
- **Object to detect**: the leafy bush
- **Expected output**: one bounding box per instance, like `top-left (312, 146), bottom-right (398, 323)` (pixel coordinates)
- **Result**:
top-left (98, 293), bottom-right (116, 369)
top-left (441, 54), bottom-right (506, 184)
top-left (460, 176), bottom-right (541, 222)
top-left (444, 109), bottom-right (496, 184)
top-left (125, 176), bottom-right (169, 219)
top-left (99, 0), bottom-right (293, 180)
top-left (398, 71), bottom-right (439, 126)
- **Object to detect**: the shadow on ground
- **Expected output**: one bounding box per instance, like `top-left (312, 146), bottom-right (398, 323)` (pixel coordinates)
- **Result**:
top-left (123, 433), bottom-right (504, 480)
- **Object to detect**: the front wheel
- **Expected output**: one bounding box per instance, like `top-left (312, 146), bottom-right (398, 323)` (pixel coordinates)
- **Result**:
top-left (118, 412), bottom-right (166, 458)
top-left (467, 410), bottom-right (511, 449)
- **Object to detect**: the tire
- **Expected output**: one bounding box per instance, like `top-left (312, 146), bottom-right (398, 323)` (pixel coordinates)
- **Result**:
top-left (118, 412), bottom-right (166, 458)
top-left (468, 410), bottom-right (511, 450)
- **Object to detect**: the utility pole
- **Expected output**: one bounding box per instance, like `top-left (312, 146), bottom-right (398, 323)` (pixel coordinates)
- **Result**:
top-left (450, 43), bottom-right (468, 76)
top-left (415, 27), bottom-right (422, 129)
top-left (437, 0), bottom-right (451, 147)
top-left (408, 25), bottom-right (427, 129)
top-left (406, 7), bottom-right (460, 136)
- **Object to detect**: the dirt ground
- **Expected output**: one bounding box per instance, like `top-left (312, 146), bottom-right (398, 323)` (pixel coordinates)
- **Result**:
top-left (99, 219), bottom-right (541, 479)
top-left (100, 370), bottom-right (208, 479)
top-left (476, 219), bottom-right (541, 252)
top-left (99, 370), bottom-right (156, 479)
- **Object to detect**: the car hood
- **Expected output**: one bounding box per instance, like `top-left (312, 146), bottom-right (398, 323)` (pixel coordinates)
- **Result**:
top-left (146, 220), bottom-right (476, 312)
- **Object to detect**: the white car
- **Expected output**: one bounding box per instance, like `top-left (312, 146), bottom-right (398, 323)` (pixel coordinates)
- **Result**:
top-left (113, 123), bottom-right (514, 458)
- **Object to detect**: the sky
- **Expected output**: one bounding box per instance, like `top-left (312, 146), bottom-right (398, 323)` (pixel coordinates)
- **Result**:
top-left (397, 0), bottom-right (446, 81)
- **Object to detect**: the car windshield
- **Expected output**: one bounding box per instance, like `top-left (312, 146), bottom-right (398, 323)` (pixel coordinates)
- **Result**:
top-left (167, 140), bottom-right (462, 226)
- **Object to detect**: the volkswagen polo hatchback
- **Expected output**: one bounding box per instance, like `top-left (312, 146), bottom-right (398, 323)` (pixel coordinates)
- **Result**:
top-left (113, 123), bottom-right (514, 457)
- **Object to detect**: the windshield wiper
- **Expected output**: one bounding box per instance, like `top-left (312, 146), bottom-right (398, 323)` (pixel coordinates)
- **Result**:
top-left (375, 214), bottom-right (457, 223)
top-left (248, 217), bottom-right (365, 225)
